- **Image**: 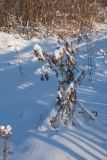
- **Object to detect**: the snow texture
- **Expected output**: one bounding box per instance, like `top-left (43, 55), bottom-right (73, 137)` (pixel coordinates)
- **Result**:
top-left (0, 25), bottom-right (107, 160)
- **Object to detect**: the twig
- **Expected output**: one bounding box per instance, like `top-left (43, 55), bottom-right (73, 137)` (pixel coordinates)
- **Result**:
top-left (16, 49), bottom-right (24, 77)
top-left (36, 112), bottom-right (44, 131)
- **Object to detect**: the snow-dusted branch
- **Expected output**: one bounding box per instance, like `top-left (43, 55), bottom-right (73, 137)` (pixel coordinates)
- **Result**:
top-left (0, 125), bottom-right (13, 160)
top-left (33, 38), bottom-right (96, 129)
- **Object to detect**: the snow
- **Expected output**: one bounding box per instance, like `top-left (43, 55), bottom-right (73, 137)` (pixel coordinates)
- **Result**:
top-left (33, 44), bottom-right (45, 61)
top-left (0, 25), bottom-right (107, 160)
top-left (64, 82), bottom-right (75, 97)
top-left (0, 125), bottom-right (12, 137)
top-left (53, 46), bottom-right (64, 60)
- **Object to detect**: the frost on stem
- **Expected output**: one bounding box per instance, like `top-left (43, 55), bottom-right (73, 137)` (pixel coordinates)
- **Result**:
top-left (33, 39), bottom-right (95, 129)
top-left (33, 44), bottom-right (46, 62)
top-left (0, 125), bottom-right (12, 138)
top-left (0, 125), bottom-right (13, 160)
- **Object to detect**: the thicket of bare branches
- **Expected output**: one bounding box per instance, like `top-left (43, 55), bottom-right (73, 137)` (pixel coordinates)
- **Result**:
top-left (0, 0), bottom-right (106, 33)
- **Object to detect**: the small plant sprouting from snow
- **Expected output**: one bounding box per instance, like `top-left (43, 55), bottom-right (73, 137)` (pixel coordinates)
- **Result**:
top-left (0, 125), bottom-right (13, 160)
top-left (33, 35), bottom-right (96, 129)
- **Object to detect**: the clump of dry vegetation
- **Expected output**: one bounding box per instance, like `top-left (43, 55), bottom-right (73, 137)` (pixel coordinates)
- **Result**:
top-left (0, 0), bottom-right (106, 37)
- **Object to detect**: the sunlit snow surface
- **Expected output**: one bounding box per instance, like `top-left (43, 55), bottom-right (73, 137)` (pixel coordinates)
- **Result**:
top-left (0, 24), bottom-right (107, 160)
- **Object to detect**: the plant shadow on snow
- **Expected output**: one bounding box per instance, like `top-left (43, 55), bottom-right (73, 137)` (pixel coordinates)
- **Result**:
top-left (15, 78), bottom-right (107, 159)
top-left (23, 36), bottom-right (107, 160)
top-left (15, 121), bottom-right (107, 160)
top-left (1, 34), bottom-right (107, 160)
top-left (0, 41), bottom-right (57, 143)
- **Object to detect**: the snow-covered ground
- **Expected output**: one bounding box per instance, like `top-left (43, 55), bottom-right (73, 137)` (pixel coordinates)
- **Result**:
top-left (0, 25), bottom-right (107, 160)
